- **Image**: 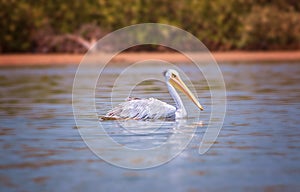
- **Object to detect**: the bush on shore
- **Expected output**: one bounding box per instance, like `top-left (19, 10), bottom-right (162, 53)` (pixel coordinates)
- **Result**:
top-left (0, 0), bottom-right (299, 53)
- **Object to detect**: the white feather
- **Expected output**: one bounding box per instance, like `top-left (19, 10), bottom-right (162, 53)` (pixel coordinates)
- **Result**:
top-left (103, 98), bottom-right (176, 120)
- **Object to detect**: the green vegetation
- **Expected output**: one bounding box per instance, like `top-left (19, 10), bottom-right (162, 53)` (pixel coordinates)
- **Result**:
top-left (0, 0), bottom-right (299, 53)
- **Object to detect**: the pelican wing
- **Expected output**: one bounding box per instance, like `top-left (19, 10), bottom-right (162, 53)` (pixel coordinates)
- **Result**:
top-left (102, 98), bottom-right (176, 120)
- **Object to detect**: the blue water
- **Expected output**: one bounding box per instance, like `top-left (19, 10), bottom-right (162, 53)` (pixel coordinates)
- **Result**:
top-left (0, 63), bottom-right (299, 191)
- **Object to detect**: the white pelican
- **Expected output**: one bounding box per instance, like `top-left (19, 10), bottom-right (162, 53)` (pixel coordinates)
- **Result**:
top-left (101, 69), bottom-right (203, 120)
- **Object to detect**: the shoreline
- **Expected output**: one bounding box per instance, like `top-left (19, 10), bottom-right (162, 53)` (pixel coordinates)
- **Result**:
top-left (0, 51), bottom-right (300, 66)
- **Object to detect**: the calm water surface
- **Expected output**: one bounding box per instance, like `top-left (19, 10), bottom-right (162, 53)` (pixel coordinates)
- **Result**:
top-left (0, 63), bottom-right (299, 191)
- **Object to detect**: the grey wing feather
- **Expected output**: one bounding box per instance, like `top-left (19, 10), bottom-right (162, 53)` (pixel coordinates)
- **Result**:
top-left (102, 98), bottom-right (176, 120)
top-left (125, 97), bottom-right (141, 101)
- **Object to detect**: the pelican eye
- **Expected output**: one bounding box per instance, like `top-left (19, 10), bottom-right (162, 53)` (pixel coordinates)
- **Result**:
top-left (172, 74), bottom-right (177, 78)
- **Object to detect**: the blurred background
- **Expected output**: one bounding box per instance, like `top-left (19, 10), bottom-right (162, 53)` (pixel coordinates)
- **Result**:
top-left (1, 1), bottom-right (300, 192)
top-left (1, 0), bottom-right (299, 53)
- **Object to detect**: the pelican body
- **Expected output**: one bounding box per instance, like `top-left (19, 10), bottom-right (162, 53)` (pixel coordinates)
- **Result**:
top-left (101, 69), bottom-right (203, 120)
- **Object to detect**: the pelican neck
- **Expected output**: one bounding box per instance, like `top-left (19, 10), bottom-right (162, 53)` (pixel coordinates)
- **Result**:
top-left (166, 81), bottom-right (185, 111)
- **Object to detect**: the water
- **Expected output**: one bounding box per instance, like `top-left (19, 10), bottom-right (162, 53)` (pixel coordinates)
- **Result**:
top-left (0, 63), bottom-right (299, 191)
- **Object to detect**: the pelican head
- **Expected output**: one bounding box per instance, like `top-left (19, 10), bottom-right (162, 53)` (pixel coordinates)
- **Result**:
top-left (163, 69), bottom-right (204, 111)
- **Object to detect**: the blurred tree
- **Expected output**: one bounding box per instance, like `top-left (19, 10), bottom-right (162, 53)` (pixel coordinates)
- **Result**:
top-left (240, 5), bottom-right (300, 50)
top-left (0, 0), bottom-right (45, 52)
top-left (0, 0), bottom-right (299, 52)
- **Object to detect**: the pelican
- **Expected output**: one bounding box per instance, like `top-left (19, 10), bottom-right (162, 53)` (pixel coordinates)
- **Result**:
top-left (101, 69), bottom-right (203, 120)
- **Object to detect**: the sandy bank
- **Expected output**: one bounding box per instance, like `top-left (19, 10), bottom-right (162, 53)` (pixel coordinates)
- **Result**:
top-left (0, 51), bottom-right (300, 66)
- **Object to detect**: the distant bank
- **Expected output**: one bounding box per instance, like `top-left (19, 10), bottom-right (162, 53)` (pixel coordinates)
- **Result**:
top-left (1, 51), bottom-right (300, 66)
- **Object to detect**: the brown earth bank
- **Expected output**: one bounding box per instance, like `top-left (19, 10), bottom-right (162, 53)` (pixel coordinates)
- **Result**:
top-left (0, 51), bottom-right (300, 66)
